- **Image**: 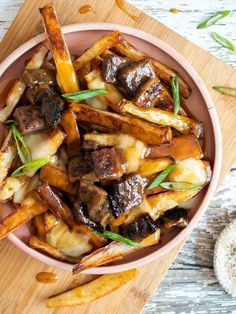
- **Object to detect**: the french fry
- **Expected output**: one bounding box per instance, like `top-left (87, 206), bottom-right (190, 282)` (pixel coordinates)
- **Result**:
top-left (0, 191), bottom-right (47, 240)
top-left (84, 68), bottom-right (123, 111)
top-left (112, 39), bottom-right (191, 98)
top-left (151, 60), bottom-right (191, 99)
top-left (25, 43), bottom-right (49, 70)
top-left (0, 177), bottom-right (24, 202)
top-left (39, 3), bottom-right (79, 93)
top-left (73, 224), bottom-right (107, 248)
top-left (40, 164), bottom-right (76, 194)
top-left (145, 134), bottom-right (203, 161)
top-left (138, 157), bottom-right (173, 176)
top-left (38, 183), bottom-right (74, 229)
top-left (74, 31), bottom-right (121, 70)
top-left (71, 103), bottom-right (172, 145)
top-left (44, 211), bottom-right (60, 232)
top-left (144, 185), bottom-right (166, 196)
top-left (0, 44), bottom-right (49, 123)
top-left (147, 190), bottom-right (200, 219)
top-left (73, 229), bottom-right (160, 273)
top-left (46, 269), bottom-right (137, 307)
top-left (29, 236), bottom-right (79, 263)
top-left (118, 100), bottom-right (203, 137)
top-left (34, 214), bottom-right (47, 238)
top-left (0, 137), bottom-right (16, 188)
top-left (60, 109), bottom-right (80, 153)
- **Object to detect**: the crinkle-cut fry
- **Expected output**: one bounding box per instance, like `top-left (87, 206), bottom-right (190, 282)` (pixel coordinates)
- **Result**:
top-left (0, 79), bottom-right (25, 123)
top-left (138, 157), bottom-right (173, 176)
top-left (146, 133), bottom-right (203, 161)
top-left (0, 191), bottom-right (47, 240)
top-left (34, 214), bottom-right (47, 238)
top-left (112, 39), bottom-right (191, 98)
top-left (44, 211), bottom-right (60, 232)
top-left (119, 100), bottom-right (203, 138)
top-left (40, 164), bottom-right (76, 194)
top-left (46, 269), bottom-right (137, 307)
top-left (0, 44), bottom-right (49, 123)
top-left (147, 189), bottom-right (200, 220)
top-left (74, 31), bottom-right (121, 70)
top-left (73, 230), bottom-right (160, 273)
top-left (25, 43), bottom-right (49, 69)
top-left (29, 236), bottom-right (79, 263)
top-left (39, 3), bottom-right (79, 93)
top-left (71, 103), bottom-right (172, 145)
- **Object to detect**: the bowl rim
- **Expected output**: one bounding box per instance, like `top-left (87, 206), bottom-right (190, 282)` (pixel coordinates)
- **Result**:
top-left (0, 22), bottom-right (222, 274)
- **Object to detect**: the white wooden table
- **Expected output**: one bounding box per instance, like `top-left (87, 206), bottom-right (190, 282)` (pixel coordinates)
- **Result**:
top-left (0, 1), bottom-right (236, 313)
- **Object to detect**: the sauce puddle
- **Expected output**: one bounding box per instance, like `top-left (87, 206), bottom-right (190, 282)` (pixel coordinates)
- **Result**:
top-left (79, 5), bottom-right (94, 15)
top-left (36, 272), bottom-right (58, 283)
top-left (116, 0), bottom-right (138, 21)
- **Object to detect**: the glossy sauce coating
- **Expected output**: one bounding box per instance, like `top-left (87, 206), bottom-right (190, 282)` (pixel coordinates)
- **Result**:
top-left (36, 272), bottom-right (58, 283)
top-left (116, 0), bottom-right (138, 21)
top-left (79, 5), bottom-right (94, 14)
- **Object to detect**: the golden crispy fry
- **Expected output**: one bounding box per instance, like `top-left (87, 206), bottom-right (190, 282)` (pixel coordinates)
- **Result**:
top-left (145, 185), bottom-right (166, 196)
top-left (74, 230), bottom-right (160, 273)
top-left (0, 191), bottom-right (47, 240)
top-left (84, 68), bottom-right (109, 110)
top-left (119, 100), bottom-right (203, 137)
top-left (0, 79), bottom-right (25, 123)
top-left (71, 103), bottom-right (172, 145)
top-left (147, 190), bottom-right (200, 219)
top-left (60, 109), bottom-right (80, 154)
top-left (84, 68), bottom-right (123, 111)
top-left (146, 134), bottom-right (203, 161)
top-left (44, 212), bottom-right (60, 232)
top-left (29, 236), bottom-right (79, 263)
top-left (25, 43), bottom-right (49, 69)
top-left (38, 183), bottom-right (74, 229)
top-left (0, 136), bottom-right (16, 188)
top-left (40, 164), bottom-right (76, 194)
top-left (39, 3), bottom-right (79, 93)
top-left (0, 43), bottom-right (49, 123)
top-left (151, 60), bottom-right (191, 99)
top-left (73, 224), bottom-right (107, 248)
top-left (0, 177), bottom-right (23, 201)
top-left (138, 157), bottom-right (173, 176)
top-left (74, 31), bottom-right (121, 70)
top-left (46, 269), bottom-right (137, 307)
top-left (34, 214), bottom-right (46, 238)
top-left (112, 40), bottom-right (191, 98)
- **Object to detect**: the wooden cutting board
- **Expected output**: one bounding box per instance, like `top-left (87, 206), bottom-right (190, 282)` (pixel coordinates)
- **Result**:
top-left (0, 1), bottom-right (236, 313)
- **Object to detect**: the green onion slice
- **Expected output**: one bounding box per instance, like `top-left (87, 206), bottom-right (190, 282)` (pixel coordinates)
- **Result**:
top-left (160, 181), bottom-right (201, 191)
top-left (6, 120), bottom-right (31, 163)
top-left (197, 10), bottom-right (231, 29)
top-left (212, 86), bottom-right (236, 99)
top-left (171, 76), bottom-right (180, 118)
top-left (62, 89), bottom-right (108, 101)
top-left (211, 32), bottom-right (236, 53)
top-left (147, 164), bottom-right (178, 190)
top-left (92, 230), bottom-right (140, 247)
top-left (11, 158), bottom-right (49, 177)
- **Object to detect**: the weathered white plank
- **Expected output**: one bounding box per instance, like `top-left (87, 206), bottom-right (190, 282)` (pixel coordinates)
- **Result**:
top-left (0, 1), bottom-right (236, 313)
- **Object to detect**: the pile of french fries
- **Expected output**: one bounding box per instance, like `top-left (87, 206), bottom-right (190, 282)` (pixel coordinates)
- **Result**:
top-left (0, 2), bottom-right (212, 307)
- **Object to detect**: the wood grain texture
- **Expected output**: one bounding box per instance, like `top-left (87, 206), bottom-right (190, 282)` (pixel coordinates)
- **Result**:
top-left (0, 1), bottom-right (236, 313)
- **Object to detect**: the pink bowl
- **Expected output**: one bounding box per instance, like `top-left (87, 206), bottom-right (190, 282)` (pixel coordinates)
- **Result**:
top-left (0, 23), bottom-right (222, 274)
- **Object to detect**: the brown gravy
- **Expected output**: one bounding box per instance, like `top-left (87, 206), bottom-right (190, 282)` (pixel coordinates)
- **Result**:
top-left (116, 0), bottom-right (138, 21)
top-left (79, 5), bottom-right (94, 15)
top-left (36, 272), bottom-right (58, 283)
